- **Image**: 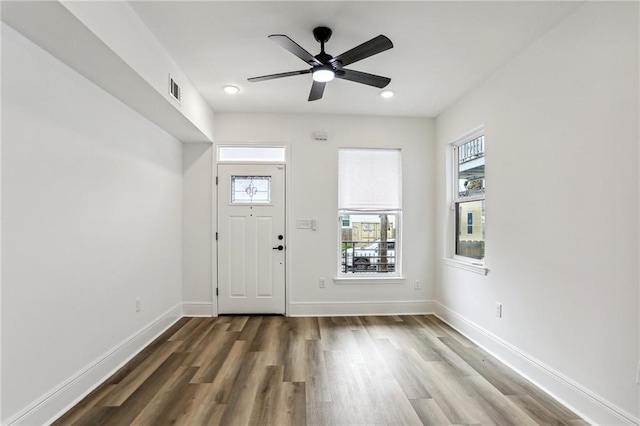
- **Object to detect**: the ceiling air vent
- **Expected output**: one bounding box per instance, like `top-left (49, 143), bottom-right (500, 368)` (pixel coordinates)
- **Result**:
top-left (169, 74), bottom-right (181, 104)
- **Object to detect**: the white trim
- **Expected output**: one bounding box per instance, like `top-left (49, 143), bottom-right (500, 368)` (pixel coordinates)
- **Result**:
top-left (289, 300), bottom-right (435, 317)
top-left (182, 301), bottom-right (215, 317)
top-left (6, 304), bottom-right (183, 426)
top-left (433, 302), bottom-right (639, 426)
top-left (333, 276), bottom-right (406, 284)
top-left (450, 124), bottom-right (485, 148)
top-left (442, 257), bottom-right (488, 275)
top-left (210, 146), bottom-right (219, 317)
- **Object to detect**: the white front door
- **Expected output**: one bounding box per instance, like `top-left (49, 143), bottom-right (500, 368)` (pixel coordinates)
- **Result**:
top-left (217, 164), bottom-right (286, 314)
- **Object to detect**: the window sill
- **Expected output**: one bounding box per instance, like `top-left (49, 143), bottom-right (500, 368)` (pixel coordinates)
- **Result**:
top-left (334, 276), bottom-right (406, 285)
top-left (442, 258), bottom-right (488, 275)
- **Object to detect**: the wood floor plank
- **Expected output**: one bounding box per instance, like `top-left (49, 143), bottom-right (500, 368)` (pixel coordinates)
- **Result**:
top-left (507, 394), bottom-right (574, 425)
top-left (171, 384), bottom-right (226, 425)
top-left (438, 335), bottom-right (530, 395)
top-left (410, 398), bottom-right (454, 425)
top-left (373, 338), bottom-right (433, 399)
top-left (283, 326), bottom-right (307, 382)
top-left (247, 365), bottom-right (297, 425)
top-left (56, 315), bottom-right (587, 426)
top-left (217, 351), bottom-right (268, 425)
top-left (130, 366), bottom-right (199, 425)
top-left (94, 352), bottom-right (189, 424)
top-left (464, 374), bottom-right (539, 425)
top-left (103, 317), bottom-right (189, 386)
top-left (366, 376), bottom-right (424, 425)
top-left (304, 339), bottom-right (332, 403)
top-left (168, 317), bottom-right (209, 342)
top-left (56, 406), bottom-right (116, 426)
top-left (306, 402), bottom-right (334, 426)
top-left (419, 315), bottom-right (476, 348)
top-left (97, 340), bottom-right (183, 407)
top-left (177, 317), bottom-right (219, 352)
top-left (304, 316), bottom-right (321, 340)
top-left (426, 334), bottom-right (479, 377)
top-left (418, 360), bottom-right (493, 424)
top-left (188, 326), bottom-right (240, 383)
top-left (226, 315), bottom-right (249, 332)
top-left (51, 384), bottom-right (117, 425)
top-left (237, 315), bottom-right (263, 342)
top-left (205, 340), bottom-right (250, 403)
top-left (351, 329), bottom-right (395, 380)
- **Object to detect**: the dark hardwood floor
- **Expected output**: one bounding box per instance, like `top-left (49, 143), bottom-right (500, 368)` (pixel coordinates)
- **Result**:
top-left (54, 315), bottom-right (587, 425)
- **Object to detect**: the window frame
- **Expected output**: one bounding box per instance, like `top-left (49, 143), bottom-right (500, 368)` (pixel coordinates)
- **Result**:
top-left (450, 126), bottom-right (487, 270)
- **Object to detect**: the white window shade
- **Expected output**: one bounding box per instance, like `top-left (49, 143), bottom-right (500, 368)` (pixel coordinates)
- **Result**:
top-left (338, 148), bottom-right (402, 211)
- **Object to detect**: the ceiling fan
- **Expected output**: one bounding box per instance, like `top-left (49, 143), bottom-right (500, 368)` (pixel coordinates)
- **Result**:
top-left (248, 27), bottom-right (393, 101)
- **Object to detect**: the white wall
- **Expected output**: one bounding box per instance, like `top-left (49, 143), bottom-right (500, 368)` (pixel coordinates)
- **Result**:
top-left (435, 3), bottom-right (639, 424)
top-left (208, 113), bottom-right (435, 316)
top-left (1, 24), bottom-right (183, 424)
top-left (182, 143), bottom-right (214, 316)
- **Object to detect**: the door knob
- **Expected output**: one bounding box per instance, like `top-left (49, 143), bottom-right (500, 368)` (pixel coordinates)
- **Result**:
top-left (272, 245), bottom-right (284, 251)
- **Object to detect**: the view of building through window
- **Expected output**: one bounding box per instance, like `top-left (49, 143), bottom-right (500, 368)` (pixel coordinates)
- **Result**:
top-left (340, 214), bottom-right (397, 273)
top-left (454, 134), bottom-right (485, 261)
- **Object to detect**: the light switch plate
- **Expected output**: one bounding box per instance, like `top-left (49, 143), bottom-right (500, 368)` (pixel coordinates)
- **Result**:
top-left (297, 219), bottom-right (312, 229)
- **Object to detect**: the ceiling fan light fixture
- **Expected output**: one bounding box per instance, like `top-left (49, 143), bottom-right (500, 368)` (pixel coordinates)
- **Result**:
top-left (312, 68), bottom-right (335, 83)
top-left (223, 85), bottom-right (240, 94)
top-left (380, 90), bottom-right (394, 98)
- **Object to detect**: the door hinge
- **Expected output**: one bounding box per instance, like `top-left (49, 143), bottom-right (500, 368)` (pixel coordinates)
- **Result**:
top-left (215, 176), bottom-right (218, 185)
top-left (215, 232), bottom-right (218, 241)
top-left (216, 288), bottom-right (219, 296)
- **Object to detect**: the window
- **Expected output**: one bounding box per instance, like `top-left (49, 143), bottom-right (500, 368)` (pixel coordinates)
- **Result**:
top-left (231, 176), bottom-right (271, 204)
top-left (453, 131), bottom-right (485, 262)
top-left (218, 145), bottom-right (285, 162)
top-left (338, 148), bottom-right (402, 276)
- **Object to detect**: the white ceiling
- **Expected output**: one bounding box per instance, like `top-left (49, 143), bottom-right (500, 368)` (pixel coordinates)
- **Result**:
top-left (129, 1), bottom-right (582, 118)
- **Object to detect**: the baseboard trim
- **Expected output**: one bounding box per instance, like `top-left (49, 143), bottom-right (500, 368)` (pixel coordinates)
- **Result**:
top-left (434, 302), bottom-right (639, 426)
top-left (5, 303), bottom-right (183, 426)
top-left (289, 299), bottom-right (436, 316)
top-left (182, 301), bottom-right (214, 317)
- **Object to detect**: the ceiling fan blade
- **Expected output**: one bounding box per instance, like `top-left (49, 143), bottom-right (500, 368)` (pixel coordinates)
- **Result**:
top-left (336, 69), bottom-right (391, 88)
top-left (269, 35), bottom-right (322, 66)
top-left (308, 80), bottom-right (326, 101)
top-left (248, 69), bottom-right (311, 83)
top-left (333, 35), bottom-right (393, 67)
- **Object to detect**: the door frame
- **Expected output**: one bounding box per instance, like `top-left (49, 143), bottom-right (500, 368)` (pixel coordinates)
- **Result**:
top-left (213, 142), bottom-right (290, 317)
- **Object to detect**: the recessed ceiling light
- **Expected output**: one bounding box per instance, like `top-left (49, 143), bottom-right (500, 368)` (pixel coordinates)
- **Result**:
top-left (223, 85), bottom-right (240, 95)
top-left (380, 90), bottom-right (394, 98)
